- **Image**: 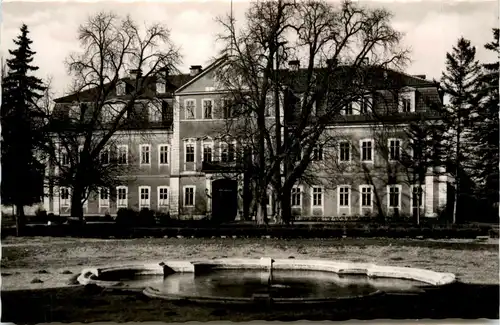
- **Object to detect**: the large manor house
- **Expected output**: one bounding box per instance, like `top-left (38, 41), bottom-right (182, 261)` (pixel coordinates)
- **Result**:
top-left (41, 57), bottom-right (449, 220)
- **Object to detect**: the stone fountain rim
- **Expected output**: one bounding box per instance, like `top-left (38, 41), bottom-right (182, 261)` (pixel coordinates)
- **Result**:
top-left (77, 258), bottom-right (456, 304)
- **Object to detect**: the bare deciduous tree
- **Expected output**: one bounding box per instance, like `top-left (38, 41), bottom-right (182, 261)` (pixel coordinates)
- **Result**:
top-left (45, 12), bottom-right (181, 222)
top-left (214, 0), bottom-right (409, 225)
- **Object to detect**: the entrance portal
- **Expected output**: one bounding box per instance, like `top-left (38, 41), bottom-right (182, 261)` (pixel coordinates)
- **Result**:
top-left (211, 179), bottom-right (238, 224)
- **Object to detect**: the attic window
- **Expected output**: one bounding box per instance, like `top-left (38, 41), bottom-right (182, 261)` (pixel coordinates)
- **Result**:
top-left (398, 89), bottom-right (416, 113)
top-left (149, 102), bottom-right (162, 122)
top-left (69, 102), bottom-right (80, 119)
top-left (156, 78), bottom-right (166, 94)
top-left (116, 81), bottom-right (126, 96)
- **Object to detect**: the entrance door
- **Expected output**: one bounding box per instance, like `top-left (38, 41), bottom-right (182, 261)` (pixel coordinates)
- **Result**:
top-left (211, 179), bottom-right (238, 223)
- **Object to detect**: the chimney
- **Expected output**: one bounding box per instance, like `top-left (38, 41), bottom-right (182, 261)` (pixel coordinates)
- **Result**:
top-left (129, 69), bottom-right (141, 80)
top-left (190, 65), bottom-right (203, 76)
top-left (288, 60), bottom-right (300, 71)
top-left (413, 74), bottom-right (426, 80)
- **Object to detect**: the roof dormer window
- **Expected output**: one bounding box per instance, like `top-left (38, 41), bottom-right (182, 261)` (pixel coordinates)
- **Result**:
top-left (116, 81), bottom-right (126, 96)
top-left (398, 88), bottom-right (416, 113)
top-left (156, 77), bottom-right (166, 95)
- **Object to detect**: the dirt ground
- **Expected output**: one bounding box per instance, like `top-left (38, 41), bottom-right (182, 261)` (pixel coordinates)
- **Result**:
top-left (2, 236), bottom-right (498, 291)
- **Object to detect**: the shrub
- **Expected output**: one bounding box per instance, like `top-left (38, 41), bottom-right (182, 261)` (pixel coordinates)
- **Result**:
top-left (115, 208), bottom-right (137, 227)
top-left (102, 213), bottom-right (114, 222)
top-left (489, 228), bottom-right (499, 238)
top-left (138, 208), bottom-right (156, 226)
top-left (156, 212), bottom-right (171, 226)
top-left (34, 209), bottom-right (48, 223)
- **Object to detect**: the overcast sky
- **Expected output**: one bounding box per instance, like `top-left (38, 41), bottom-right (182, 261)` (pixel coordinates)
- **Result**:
top-left (1, 0), bottom-right (498, 97)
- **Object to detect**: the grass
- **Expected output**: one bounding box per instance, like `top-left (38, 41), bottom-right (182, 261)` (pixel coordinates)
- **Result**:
top-left (1, 236), bottom-right (498, 322)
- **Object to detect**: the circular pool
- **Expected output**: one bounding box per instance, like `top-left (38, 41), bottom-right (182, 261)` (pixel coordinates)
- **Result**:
top-left (77, 258), bottom-right (456, 305)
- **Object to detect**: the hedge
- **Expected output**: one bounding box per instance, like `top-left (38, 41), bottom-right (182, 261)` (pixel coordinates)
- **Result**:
top-left (2, 223), bottom-right (492, 239)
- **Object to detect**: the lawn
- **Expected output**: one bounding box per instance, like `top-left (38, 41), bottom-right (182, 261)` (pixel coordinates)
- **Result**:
top-left (1, 236), bottom-right (499, 322)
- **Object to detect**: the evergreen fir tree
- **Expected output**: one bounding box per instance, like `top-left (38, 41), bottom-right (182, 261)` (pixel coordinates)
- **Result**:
top-left (440, 37), bottom-right (483, 223)
top-left (1, 24), bottom-right (46, 235)
top-left (470, 28), bottom-right (499, 219)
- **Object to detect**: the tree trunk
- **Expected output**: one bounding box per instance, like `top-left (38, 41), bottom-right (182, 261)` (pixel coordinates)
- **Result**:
top-left (15, 203), bottom-right (26, 237)
top-left (70, 187), bottom-right (85, 225)
top-left (280, 190), bottom-right (292, 226)
top-left (273, 193), bottom-right (282, 224)
top-left (256, 189), bottom-right (268, 226)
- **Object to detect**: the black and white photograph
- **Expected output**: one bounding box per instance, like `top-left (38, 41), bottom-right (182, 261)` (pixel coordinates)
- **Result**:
top-left (0, 0), bottom-right (498, 322)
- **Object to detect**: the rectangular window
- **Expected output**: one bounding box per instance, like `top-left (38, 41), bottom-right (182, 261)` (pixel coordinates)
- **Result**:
top-left (139, 186), bottom-right (150, 208)
top-left (221, 143), bottom-right (236, 162)
top-left (184, 186), bottom-right (195, 207)
top-left (291, 187), bottom-right (301, 207)
top-left (203, 99), bottom-right (213, 119)
top-left (100, 148), bottom-right (110, 165)
top-left (312, 187), bottom-right (323, 207)
top-left (117, 145), bottom-right (128, 165)
top-left (149, 103), bottom-right (162, 122)
top-left (228, 143), bottom-right (236, 161)
top-left (203, 144), bottom-right (212, 162)
top-left (185, 100), bottom-right (195, 119)
top-left (158, 186), bottom-right (169, 207)
top-left (61, 151), bottom-right (70, 166)
top-left (266, 191), bottom-right (272, 208)
top-left (361, 140), bottom-right (373, 162)
top-left (60, 187), bottom-right (70, 207)
top-left (140, 145), bottom-right (151, 165)
top-left (117, 186), bottom-right (128, 207)
top-left (360, 96), bottom-right (371, 114)
top-left (402, 97), bottom-right (411, 112)
top-left (339, 186), bottom-right (349, 207)
top-left (388, 186), bottom-right (400, 208)
top-left (339, 142), bottom-right (350, 161)
top-left (344, 103), bottom-right (353, 115)
top-left (185, 143), bottom-right (195, 163)
top-left (361, 186), bottom-right (372, 207)
top-left (312, 146), bottom-right (323, 161)
top-left (116, 82), bottom-right (126, 96)
top-left (411, 141), bottom-right (423, 161)
top-left (99, 188), bottom-right (110, 207)
top-left (223, 98), bottom-right (233, 119)
top-left (159, 145), bottom-right (169, 165)
top-left (412, 186), bottom-right (423, 207)
top-left (389, 139), bottom-right (401, 161)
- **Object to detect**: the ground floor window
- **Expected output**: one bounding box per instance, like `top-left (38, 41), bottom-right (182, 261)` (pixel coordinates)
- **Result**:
top-left (139, 186), bottom-right (150, 208)
top-left (99, 188), bottom-right (109, 207)
top-left (360, 186), bottom-right (372, 208)
top-left (291, 187), bottom-right (301, 207)
top-left (338, 186), bottom-right (350, 207)
top-left (184, 186), bottom-right (195, 207)
top-left (388, 185), bottom-right (401, 208)
top-left (312, 187), bottom-right (323, 207)
top-left (60, 187), bottom-right (70, 207)
top-left (158, 186), bottom-right (169, 207)
top-left (117, 186), bottom-right (128, 207)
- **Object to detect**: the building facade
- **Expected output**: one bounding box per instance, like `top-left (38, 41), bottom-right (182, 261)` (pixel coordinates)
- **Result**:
top-left (42, 57), bottom-right (448, 220)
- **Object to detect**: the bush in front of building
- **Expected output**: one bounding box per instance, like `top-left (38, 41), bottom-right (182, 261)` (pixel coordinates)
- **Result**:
top-left (138, 208), bottom-right (156, 226)
top-left (115, 208), bottom-right (138, 227)
top-left (156, 212), bottom-right (171, 226)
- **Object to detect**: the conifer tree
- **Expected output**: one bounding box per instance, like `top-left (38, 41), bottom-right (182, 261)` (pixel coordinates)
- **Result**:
top-left (440, 37), bottom-right (482, 223)
top-left (1, 24), bottom-right (46, 235)
top-left (470, 28), bottom-right (499, 218)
